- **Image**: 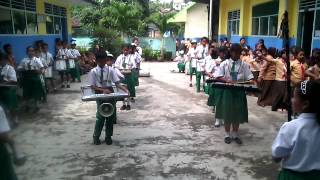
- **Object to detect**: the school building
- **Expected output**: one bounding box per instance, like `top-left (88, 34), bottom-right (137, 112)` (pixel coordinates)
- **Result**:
top-left (0, 0), bottom-right (94, 62)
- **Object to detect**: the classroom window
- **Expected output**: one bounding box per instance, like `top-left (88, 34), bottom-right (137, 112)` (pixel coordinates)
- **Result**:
top-left (46, 15), bottom-right (54, 34)
top-left (315, 10), bottom-right (320, 38)
top-left (44, 3), bottom-right (67, 35)
top-left (252, 1), bottom-right (279, 36)
top-left (0, 0), bottom-right (37, 34)
top-left (0, 8), bottom-right (13, 34)
top-left (228, 10), bottom-right (240, 35)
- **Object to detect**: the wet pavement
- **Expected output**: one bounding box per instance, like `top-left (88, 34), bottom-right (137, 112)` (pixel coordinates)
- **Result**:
top-left (15, 62), bottom-right (287, 180)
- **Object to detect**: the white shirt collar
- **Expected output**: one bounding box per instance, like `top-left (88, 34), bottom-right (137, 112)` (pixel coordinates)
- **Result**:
top-left (298, 113), bottom-right (317, 119)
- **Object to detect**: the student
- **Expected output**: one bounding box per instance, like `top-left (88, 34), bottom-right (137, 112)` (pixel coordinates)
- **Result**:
top-left (204, 47), bottom-right (218, 109)
top-left (132, 37), bottom-right (142, 56)
top-left (195, 37), bottom-right (209, 92)
top-left (174, 50), bottom-right (186, 73)
top-left (240, 37), bottom-right (250, 50)
top-left (187, 40), bottom-right (198, 87)
top-left (35, 48), bottom-right (47, 102)
top-left (18, 46), bottom-right (44, 112)
top-left (89, 51), bottom-right (127, 145)
top-left (290, 46), bottom-right (308, 87)
top-left (56, 41), bottom-right (72, 88)
top-left (257, 48), bottom-right (276, 107)
top-left (69, 43), bottom-right (82, 83)
top-left (216, 44), bottom-right (254, 144)
top-left (41, 43), bottom-right (56, 92)
top-left (115, 44), bottom-right (136, 110)
top-left (272, 80), bottom-right (320, 180)
top-left (0, 52), bottom-right (18, 126)
top-left (306, 49), bottom-right (320, 80)
top-left (130, 43), bottom-right (141, 87)
top-left (3, 44), bottom-right (16, 68)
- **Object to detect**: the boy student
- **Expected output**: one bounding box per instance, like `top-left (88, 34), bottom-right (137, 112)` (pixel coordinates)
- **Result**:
top-left (3, 44), bottom-right (16, 68)
top-left (56, 41), bottom-right (73, 88)
top-left (41, 43), bottom-right (56, 92)
top-left (216, 44), bottom-right (254, 144)
top-left (115, 44), bottom-right (136, 110)
top-left (187, 40), bottom-right (198, 87)
top-left (0, 52), bottom-right (19, 126)
top-left (195, 37), bottom-right (209, 92)
top-left (70, 42), bottom-right (82, 83)
top-left (18, 46), bottom-right (44, 112)
top-left (130, 43), bottom-right (141, 87)
top-left (89, 51), bottom-right (127, 145)
top-left (272, 80), bottom-right (320, 180)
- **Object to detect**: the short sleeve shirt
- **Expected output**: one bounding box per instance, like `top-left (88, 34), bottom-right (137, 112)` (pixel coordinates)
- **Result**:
top-left (0, 64), bottom-right (17, 82)
top-left (18, 57), bottom-right (44, 71)
top-left (217, 58), bottom-right (254, 82)
top-left (41, 52), bottom-right (54, 67)
top-left (88, 65), bottom-right (120, 88)
top-left (115, 54), bottom-right (136, 69)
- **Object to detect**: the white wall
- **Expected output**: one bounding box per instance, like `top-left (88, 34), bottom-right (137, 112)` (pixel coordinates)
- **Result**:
top-left (184, 3), bottom-right (209, 39)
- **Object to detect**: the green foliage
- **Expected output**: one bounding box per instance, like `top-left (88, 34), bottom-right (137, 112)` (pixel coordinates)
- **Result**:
top-left (90, 27), bottom-right (124, 57)
top-left (143, 48), bottom-right (161, 61)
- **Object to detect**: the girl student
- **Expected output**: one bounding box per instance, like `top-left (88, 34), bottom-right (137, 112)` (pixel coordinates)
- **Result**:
top-left (115, 44), bottom-right (136, 110)
top-left (305, 48), bottom-right (320, 80)
top-left (204, 47), bottom-right (218, 110)
top-left (257, 47), bottom-right (277, 107)
top-left (187, 40), bottom-right (198, 87)
top-left (272, 80), bottom-right (320, 180)
top-left (41, 43), bottom-right (56, 92)
top-left (290, 46), bottom-right (308, 87)
top-left (216, 44), bottom-right (254, 144)
top-left (262, 49), bottom-right (288, 111)
top-left (18, 46), bottom-right (44, 112)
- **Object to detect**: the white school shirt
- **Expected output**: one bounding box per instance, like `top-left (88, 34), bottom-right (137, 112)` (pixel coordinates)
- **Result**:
top-left (41, 52), bottom-right (54, 67)
top-left (0, 106), bottom-right (10, 134)
top-left (272, 113), bottom-right (320, 172)
top-left (56, 48), bottom-right (73, 60)
top-left (216, 58), bottom-right (254, 82)
top-left (18, 57), bottom-right (44, 71)
top-left (187, 47), bottom-right (197, 68)
top-left (129, 53), bottom-right (141, 67)
top-left (195, 45), bottom-right (209, 71)
top-left (0, 64), bottom-right (17, 82)
top-left (112, 64), bottom-right (125, 79)
top-left (69, 48), bottom-right (81, 59)
top-left (88, 65), bottom-right (120, 88)
top-left (115, 54), bottom-right (136, 70)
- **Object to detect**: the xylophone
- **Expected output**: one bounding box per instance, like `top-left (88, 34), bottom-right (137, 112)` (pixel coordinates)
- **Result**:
top-left (81, 85), bottom-right (129, 102)
top-left (206, 80), bottom-right (260, 93)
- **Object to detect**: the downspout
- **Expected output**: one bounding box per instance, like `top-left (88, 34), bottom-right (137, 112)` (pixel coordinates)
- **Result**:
top-left (209, 0), bottom-right (213, 40)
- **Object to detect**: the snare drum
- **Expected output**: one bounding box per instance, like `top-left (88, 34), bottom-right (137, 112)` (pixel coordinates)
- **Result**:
top-left (44, 66), bottom-right (53, 78)
top-left (55, 60), bottom-right (66, 71)
top-left (67, 59), bottom-right (76, 69)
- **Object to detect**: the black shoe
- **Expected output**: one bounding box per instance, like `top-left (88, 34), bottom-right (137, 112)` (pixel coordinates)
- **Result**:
top-left (130, 98), bottom-right (135, 103)
top-left (105, 137), bottom-right (113, 145)
top-left (93, 138), bottom-right (101, 145)
top-left (189, 84), bottom-right (192, 87)
top-left (120, 105), bottom-right (127, 110)
top-left (233, 137), bottom-right (243, 145)
top-left (126, 105), bottom-right (131, 110)
top-left (224, 136), bottom-right (232, 144)
top-left (67, 84), bottom-right (70, 88)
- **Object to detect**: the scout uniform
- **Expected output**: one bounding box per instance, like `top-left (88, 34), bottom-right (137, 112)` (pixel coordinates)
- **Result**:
top-left (69, 47), bottom-right (81, 82)
top-left (115, 53), bottom-right (136, 98)
top-left (88, 65), bottom-right (121, 143)
top-left (257, 59), bottom-right (276, 106)
top-left (0, 64), bottom-right (18, 112)
top-left (0, 106), bottom-right (18, 180)
top-left (18, 56), bottom-right (44, 105)
top-left (272, 113), bottom-right (320, 180)
top-left (195, 44), bottom-right (209, 92)
top-left (216, 58), bottom-right (254, 124)
top-left (290, 59), bottom-right (308, 87)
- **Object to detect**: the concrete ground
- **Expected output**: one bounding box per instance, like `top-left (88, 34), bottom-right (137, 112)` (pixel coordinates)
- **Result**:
top-left (14, 62), bottom-right (287, 180)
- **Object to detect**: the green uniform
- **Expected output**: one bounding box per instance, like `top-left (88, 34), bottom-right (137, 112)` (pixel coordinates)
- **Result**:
top-left (207, 84), bottom-right (215, 106)
top-left (70, 61), bottom-right (81, 82)
top-left (0, 87), bottom-right (18, 111)
top-left (21, 71), bottom-right (43, 101)
top-left (131, 68), bottom-right (139, 87)
top-left (196, 71), bottom-right (205, 92)
top-left (278, 169), bottom-right (320, 180)
top-left (123, 73), bottom-right (136, 98)
top-left (0, 143), bottom-right (18, 180)
top-left (177, 62), bottom-right (185, 72)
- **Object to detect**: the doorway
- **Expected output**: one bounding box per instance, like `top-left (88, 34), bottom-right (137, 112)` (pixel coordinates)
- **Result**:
top-left (297, 10), bottom-right (315, 56)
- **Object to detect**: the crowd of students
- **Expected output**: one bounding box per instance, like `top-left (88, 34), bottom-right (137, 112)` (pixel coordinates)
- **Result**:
top-left (174, 37), bottom-right (320, 179)
top-left (0, 40), bottom-right (98, 128)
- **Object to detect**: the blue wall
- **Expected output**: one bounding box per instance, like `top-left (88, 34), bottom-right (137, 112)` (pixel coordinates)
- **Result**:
top-left (313, 38), bottom-right (320, 49)
top-left (0, 34), bottom-right (72, 63)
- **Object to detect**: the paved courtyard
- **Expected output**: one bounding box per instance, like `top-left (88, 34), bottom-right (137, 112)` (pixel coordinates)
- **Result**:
top-left (14, 62), bottom-right (287, 180)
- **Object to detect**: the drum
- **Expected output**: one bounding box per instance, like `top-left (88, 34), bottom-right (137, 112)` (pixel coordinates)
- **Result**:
top-left (55, 60), bottom-right (66, 71)
top-left (44, 66), bottom-right (53, 78)
top-left (68, 59), bottom-right (76, 69)
top-left (80, 85), bottom-right (129, 102)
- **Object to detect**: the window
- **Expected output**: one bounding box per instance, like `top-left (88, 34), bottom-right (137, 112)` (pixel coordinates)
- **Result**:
top-left (0, 8), bottom-right (13, 34)
top-left (228, 10), bottom-right (240, 35)
top-left (0, 0), bottom-right (37, 34)
top-left (252, 1), bottom-right (279, 36)
top-left (44, 3), bottom-right (67, 34)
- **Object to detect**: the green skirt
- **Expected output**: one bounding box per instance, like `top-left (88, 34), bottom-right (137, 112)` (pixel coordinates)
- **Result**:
top-left (207, 84), bottom-right (215, 107)
top-left (123, 74), bottom-right (136, 97)
top-left (0, 143), bottom-right (18, 180)
top-left (131, 69), bottom-right (139, 87)
top-left (0, 87), bottom-right (18, 111)
top-left (21, 71), bottom-right (43, 101)
top-left (215, 88), bottom-right (248, 124)
top-left (177, 63), bottom-right (185, 72)
top-left (214, 88), bottom-right (224, 118)
top-left (278, 169), bottom-right (320, 180)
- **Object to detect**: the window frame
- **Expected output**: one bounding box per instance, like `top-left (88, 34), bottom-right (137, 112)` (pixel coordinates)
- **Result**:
top-left (227, 10), bottom-right (240, 35)
top-left (251, 14), bottom-right (278, 37)
top-left (0, 0), bottom-right (38, 35)
top-left (44, 3), bottom-right (67, 35)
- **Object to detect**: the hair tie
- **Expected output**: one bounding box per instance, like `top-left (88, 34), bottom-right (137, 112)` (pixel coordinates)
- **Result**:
top-left (301, 80), bottom-right (308, 95)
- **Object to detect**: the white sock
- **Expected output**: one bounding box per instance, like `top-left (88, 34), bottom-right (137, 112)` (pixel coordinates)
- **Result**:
top-left (225, 132), bottom-right (231, 138)
top-left (232, 132), bottom-right (239, 138)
